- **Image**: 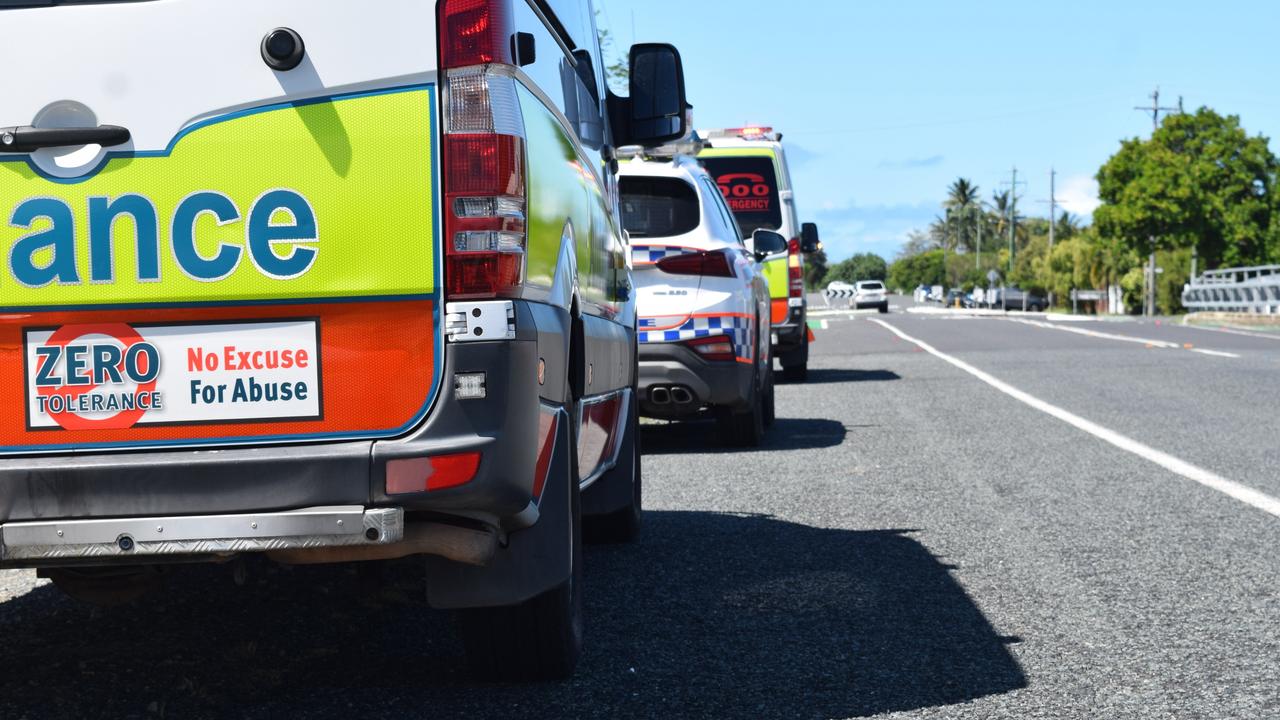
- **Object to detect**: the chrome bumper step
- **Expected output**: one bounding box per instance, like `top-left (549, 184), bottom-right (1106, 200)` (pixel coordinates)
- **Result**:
top-left (0, 506), bottom-right (403, 562)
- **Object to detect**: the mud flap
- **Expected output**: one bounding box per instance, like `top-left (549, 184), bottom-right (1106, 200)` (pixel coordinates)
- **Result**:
top-left (582, 392), bottom-right (638, 517)
top-left (425, 414), bottom-right (573, 610)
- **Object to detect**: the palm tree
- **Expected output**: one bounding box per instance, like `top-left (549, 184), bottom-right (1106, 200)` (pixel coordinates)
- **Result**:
top-left (1055, 210), bottom-right (1081, 240)
top-left (943, 178), bottom-right (981, 252)
top-left (945, 178), bottom-right (981, 210)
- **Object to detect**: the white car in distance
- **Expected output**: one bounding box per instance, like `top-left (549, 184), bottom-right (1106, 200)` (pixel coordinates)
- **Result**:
top-left (853, 280), bottom-right (890, 313)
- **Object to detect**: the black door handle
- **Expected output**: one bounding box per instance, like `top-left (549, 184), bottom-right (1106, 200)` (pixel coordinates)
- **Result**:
top-left (0, 125), bottom-right (130, 153)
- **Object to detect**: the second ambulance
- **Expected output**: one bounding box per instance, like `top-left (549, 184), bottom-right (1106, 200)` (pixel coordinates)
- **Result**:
top-left (699, 128), bottom-right (820, 382)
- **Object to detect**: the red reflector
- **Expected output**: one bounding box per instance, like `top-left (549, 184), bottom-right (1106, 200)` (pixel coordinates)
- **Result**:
top-left (578, 395), bottom-right (623, 480)
top-left (439, 0), bottom-right (515, 68)
top-left (686, 334), bottom-right (736, 362)
top-left (771, 299), bottom-right (788, 324)
top-left (657, 249), bottom-right (735, 277)
top-left (532, 410), bottom-right (560, 500)
top-left (386, 452), bottom-right (481, 495)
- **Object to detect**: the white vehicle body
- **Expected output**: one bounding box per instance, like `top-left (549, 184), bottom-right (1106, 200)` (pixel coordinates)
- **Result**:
top-left (854, 280), bottom-right (889, 311)
top-left (618, 155), bottom-right (773, 434)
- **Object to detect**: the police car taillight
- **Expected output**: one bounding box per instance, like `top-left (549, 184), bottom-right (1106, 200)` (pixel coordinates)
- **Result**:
top-left (656, 249), bottom-right (736, 278)
top-left (440, 0), bottom-right (527, 299)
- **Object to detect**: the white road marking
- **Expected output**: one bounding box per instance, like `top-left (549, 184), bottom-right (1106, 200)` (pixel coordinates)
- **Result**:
top-left (1189, 348), bottom-right (1242, 358)
top-left (869, 318), bottom-right (1280, 520)
top-left (1008, 317), bottom-right (1180, 347)
top-left (1009, 317), bottom-right (1239, 358)
top-left (1179, 321), bottom-right (1280, 341)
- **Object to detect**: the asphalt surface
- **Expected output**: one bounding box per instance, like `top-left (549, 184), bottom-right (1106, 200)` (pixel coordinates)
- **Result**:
top-left (2, 296), bottom-right (1279, 718)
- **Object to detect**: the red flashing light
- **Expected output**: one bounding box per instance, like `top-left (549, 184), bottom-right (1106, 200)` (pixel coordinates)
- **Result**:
top-left (657, 249), bottom-right (736, 278)
top-left (440, 0), bottom-right (515, 69)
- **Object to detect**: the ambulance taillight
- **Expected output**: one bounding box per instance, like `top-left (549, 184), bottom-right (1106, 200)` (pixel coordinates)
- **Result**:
top-left (787, 238), bottom-right (804, 298)
top-left (440, 0), bottom-right (528, 299)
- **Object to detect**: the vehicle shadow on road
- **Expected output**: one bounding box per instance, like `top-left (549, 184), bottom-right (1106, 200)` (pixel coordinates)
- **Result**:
top-left (800, 368), bottom-right (902, 385)
top-left (0, 513), bottom-right (1025, 719)
top-left (640, 417), bottom-right (848, 454)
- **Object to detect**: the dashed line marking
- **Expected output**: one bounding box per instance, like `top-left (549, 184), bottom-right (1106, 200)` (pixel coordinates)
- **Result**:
top-left (870, 318), bottom-right (1280, 520)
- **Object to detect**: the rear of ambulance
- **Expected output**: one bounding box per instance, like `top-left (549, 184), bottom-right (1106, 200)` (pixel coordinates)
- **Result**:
top-left (0, 0), bottom-right (551, 594)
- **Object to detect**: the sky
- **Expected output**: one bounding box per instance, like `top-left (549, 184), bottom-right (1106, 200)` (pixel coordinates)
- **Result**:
top-left (597, 0), bottom-right (1280, 263)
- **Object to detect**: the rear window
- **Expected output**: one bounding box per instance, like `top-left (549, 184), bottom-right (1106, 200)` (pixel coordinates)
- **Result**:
top-left (620, 177), bottom-right (701, 238)
top-left (859, 282), bottom-right (885, 291)
top-left (699, 155), bottom-right (783, 239)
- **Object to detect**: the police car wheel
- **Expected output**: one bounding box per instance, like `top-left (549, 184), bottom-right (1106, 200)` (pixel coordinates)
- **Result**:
top-left (878, 302), bottom-right (889, 314)
top-left (717, 373), bottom-right (764, 447)
top-left (458, 416), bottom-right (584, 681)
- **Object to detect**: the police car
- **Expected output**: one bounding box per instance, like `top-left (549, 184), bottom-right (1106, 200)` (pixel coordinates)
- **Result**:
top-left (699, 127), bottom-right (821, 382)
top-left (619, 143), bottom-right (784, 446)
top-left (0, 0), bottom-right (689, 681)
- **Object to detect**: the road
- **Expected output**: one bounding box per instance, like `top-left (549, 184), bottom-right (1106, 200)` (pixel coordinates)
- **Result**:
top-left (1, 297), bottom-right (1278, 718)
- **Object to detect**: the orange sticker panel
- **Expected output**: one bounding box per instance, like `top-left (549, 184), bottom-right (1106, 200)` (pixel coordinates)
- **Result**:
top-left (1, 300), bottom-right (437, 452)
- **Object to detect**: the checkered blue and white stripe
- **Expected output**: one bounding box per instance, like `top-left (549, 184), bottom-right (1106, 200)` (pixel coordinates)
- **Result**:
top-left (637, 315), bottom-right (753, 361)
top-left (632, 245), bottom-right (697, 265)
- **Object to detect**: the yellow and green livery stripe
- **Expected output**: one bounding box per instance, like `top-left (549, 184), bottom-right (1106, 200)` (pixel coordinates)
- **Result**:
top-left (0, 86), bottom-right (435, 309)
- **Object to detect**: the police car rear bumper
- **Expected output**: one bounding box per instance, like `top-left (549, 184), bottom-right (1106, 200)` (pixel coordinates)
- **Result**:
top-left (0, 301), bottom-right (571, 566)
top-left (637, 343), bottom-right (754, 417)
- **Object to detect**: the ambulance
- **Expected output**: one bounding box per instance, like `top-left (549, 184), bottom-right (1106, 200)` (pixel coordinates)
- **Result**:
top-left (0, 0), bottom-right (689, 681)
top-left (699, 128), bottom-right (821, 382)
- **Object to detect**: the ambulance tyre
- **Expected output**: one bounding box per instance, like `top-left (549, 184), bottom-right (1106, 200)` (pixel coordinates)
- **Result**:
top-left (457, 412), bottom-right (583, 681)
top-left (583, 392), bottom-right (642, 545)
top-left (780, 330), bottom-right (809, 383)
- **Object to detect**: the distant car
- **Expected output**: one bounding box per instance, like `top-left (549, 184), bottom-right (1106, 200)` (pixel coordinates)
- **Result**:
top-left (913, 284), bottom-right (930, 303)
top-left (943, 289), bottom-right (973, 308)
top-left (993, 286), bottom-right (1048, 312)
top-left (854, 281), bottom-right (890, 313)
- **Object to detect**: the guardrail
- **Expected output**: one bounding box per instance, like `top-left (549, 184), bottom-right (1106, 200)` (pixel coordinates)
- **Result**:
top-left (1182, 265), bottom-right (1280, 313)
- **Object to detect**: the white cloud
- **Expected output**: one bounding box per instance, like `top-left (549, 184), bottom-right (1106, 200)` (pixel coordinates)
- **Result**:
top-left (1057, 175), bottom-right (1101, 217)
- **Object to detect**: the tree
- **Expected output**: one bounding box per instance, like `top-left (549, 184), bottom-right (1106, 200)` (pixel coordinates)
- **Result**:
top-left (1095, 107), bottom-right (1280, 268)
top-left (804, 248), bottom-right (829, 289)
top-left (897, 229), bottom-right (938, 259)
top-left (888, 249), bottom-right (944, 291)
top-left (825, 253), bottom-right (888, 285)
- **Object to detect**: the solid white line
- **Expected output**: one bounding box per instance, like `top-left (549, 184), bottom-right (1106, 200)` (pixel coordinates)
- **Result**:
top-left (1189, 348), bottom-right (1242, 358)
top-left (1008, 317), bottom-right (1180, 348)
top-left (869, 318), bottom-right (1280, 519)
top-left (1179, 321), bottom-right (1280, 342)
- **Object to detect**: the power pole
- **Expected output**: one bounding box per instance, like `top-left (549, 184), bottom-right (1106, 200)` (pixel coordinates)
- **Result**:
top-left (1048, 168), bottom-right (1056, 308)
top-left (1001, 167), bottom-right (1026, 275)
top-left (1134, 88), bottom-right (1180, 317)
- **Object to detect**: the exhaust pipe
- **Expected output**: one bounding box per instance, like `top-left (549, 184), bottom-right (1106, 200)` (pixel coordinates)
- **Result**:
top-left (650, 386), bottom-right (671, 404)
top-left (670, 386), bottom-right (695, 405)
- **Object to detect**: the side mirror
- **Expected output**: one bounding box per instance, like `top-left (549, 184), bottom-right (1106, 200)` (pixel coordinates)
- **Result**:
top-left (800, 222), bottom-right (821, 254)
top-left (750, 229), bottom-right (787, 261)
top-left (612, 43), bottom-right (688, 147)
